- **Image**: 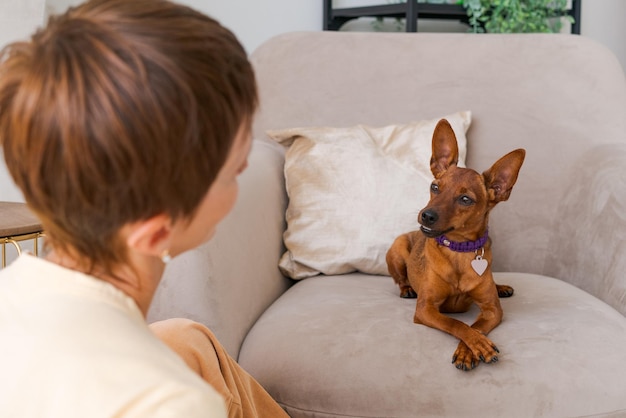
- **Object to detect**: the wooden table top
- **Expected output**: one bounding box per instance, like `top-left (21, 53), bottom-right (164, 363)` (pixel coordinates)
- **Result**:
top-left (0, 202), bottom-right (43, 237)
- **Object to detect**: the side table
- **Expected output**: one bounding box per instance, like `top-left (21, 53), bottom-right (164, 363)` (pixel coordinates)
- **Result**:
top-left (0, 202), bottom-right (44, 268)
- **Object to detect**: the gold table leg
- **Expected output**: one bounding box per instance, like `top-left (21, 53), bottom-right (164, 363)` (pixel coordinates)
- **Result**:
top-left (1, 232), bottom-right (45, 268)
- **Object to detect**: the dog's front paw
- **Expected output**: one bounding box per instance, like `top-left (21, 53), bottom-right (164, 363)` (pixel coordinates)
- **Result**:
top-left (452, 342), bottom-right (479, 371)
top-left (452, 336), bottom-right (500, 371)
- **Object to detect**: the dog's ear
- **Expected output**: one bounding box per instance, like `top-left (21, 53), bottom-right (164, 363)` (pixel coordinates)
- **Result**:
top-left (483, 149), bottom-right (526, 204)
top-left (430, 119), bottom-right (459, 178)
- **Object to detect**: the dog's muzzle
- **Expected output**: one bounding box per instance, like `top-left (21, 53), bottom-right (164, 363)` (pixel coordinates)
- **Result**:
top-left (420, 225), bottom-right (445, 238)
top-left (420, 209), bottom-right (439, 226)
top-left (419, 209), bottom-right (453, 237)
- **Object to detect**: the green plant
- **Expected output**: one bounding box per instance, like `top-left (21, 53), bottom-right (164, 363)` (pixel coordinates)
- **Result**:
top-left (372, 0), bottom-right (405, 32)
top-left (463, 0), bottom-right (574, 33)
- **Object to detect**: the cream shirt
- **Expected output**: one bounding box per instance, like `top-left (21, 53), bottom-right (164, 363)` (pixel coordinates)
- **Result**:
top-left (0, 254), bottom-right (226, 418)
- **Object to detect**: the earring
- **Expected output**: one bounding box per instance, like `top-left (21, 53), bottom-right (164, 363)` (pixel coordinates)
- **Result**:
top-left (160, 249), bottom-right (172, 264)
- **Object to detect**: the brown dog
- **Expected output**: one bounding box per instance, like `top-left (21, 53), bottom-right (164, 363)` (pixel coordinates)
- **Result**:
top-left (386, 119), bottom-right (525, 371)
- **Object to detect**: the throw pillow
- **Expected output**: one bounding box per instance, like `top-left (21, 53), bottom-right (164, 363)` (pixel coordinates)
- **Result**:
top-left (268, 111), bottom-right (471, 279)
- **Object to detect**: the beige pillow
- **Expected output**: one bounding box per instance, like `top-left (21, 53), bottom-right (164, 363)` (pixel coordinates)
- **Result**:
top-left (268, 111), bottom-right (471, 279)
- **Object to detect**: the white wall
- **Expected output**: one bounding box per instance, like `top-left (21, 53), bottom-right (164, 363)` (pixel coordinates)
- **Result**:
top-left (44, 0), bottom-right (323, 54)
top-left (0, 0), bottom-right (624, 202)
top-left (179, 1), bottom-right (322, 54)
top-left (0, 0), bottom-right (46, 202)
top-left (581, 0), bottom-right (626, 72)
top-left (0, 0), bottom-right (45, 47)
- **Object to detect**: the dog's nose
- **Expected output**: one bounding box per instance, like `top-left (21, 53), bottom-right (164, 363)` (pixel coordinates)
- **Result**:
top-left (420, 209), bottom-right (439, 226)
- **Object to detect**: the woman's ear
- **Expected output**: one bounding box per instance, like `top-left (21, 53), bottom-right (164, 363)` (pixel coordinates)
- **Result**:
top-left (125, 214), bottom-right (173, 258)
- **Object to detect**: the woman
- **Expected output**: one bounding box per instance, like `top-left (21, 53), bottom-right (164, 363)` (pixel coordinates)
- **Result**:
top-left (0, 0), bottom-right (288, 417)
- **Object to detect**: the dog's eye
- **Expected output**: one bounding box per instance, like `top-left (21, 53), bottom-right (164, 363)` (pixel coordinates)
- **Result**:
top-left (459, 195), bottom-right (474, 206)
top-left (430, 183), bottom-right (439, 193)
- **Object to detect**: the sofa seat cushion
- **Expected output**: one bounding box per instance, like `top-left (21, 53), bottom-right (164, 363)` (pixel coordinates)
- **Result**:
top-left (238, 272), bottom-right (626, 418)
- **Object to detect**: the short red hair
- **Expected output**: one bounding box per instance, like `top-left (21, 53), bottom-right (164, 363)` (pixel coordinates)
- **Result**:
top-left (0, 0), bottom-right (257, 273)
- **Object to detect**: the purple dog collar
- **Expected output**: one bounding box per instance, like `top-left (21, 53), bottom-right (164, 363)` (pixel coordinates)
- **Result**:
top-left (436, 229), bottom-right (489, 252)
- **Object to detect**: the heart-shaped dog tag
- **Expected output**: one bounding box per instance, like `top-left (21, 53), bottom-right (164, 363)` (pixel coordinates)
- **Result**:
top-left (471, 256), bottom-right (488, 276)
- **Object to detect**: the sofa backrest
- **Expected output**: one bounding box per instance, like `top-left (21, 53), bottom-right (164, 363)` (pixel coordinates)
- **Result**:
top-left (251, 32), bottom-right (626, 277)
top-left (149, 33), bottom-right (626, 355)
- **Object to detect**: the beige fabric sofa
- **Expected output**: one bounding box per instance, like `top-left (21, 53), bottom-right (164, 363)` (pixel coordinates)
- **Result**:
top-left (149, 32), bottom-right (626, 417)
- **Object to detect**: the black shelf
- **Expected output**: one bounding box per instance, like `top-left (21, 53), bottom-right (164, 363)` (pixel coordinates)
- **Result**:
top-left (323, 1), bottom-right (581, 34)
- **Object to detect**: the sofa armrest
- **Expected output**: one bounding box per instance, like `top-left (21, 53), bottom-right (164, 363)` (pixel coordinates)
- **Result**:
top-left (148, 139), bottom-right (291, 359)
top-left (544, 143), bottom-right (626, 316)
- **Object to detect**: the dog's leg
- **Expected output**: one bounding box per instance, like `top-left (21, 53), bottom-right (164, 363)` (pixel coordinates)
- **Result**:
top-left (452, 315), bottom-right (502, 371)
top-left (386, 234), bottom-right (417, 298)
top-left (414, 298), bottom-right (500, 370)
top-left (452, 281), bottom-right (504, 370)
